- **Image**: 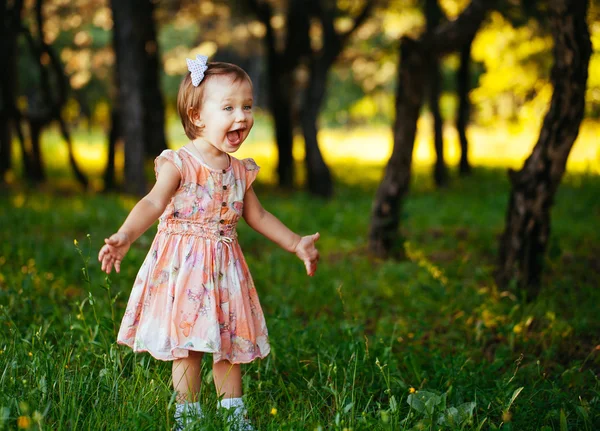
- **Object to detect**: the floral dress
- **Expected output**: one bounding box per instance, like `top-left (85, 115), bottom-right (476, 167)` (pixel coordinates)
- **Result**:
top-left (117, 147), bottom-right (270, 363)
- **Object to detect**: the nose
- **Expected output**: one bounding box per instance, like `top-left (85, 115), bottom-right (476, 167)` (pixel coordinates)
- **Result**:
top-left (235, 108), bottom-right (247, 122)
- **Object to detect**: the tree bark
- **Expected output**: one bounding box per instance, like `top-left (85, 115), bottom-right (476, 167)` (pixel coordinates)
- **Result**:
top-left (301, 59), bottom-right (333, 197)
top-left (248, 0), bottom-right (311, 189)
top-left (425, 0), bottom-right (448, 187)
top-left (270, 73), bottom-right (295, 189)
top-left (369, 38), bottom-right (426, 257)
top-left (456, 35), bottom-right (474, 176)
top-left (35, 0), bottom-right (89, 187)
top-left (103, 108), bottom-right (119, 191)
top-left (369, 0), bottom-right (492, 257)
top-left (0, 0), bottom-right (20, 179)
top-left (28, 119), bottom-right (45, 182)
top-left (140, 0), bottom-right (167, 158)
top-left (299, 0), bottom-right (373, 197)
top-left (15, 0), bottom-right (88, 187)
top-left (111, 0), bottom-right (147, 195)
top-left (496, 0), bottom-right (591, 299)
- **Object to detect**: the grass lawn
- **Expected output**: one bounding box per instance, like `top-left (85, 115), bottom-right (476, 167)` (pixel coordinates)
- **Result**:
top-left (1, 121), bottom-right (599, 430)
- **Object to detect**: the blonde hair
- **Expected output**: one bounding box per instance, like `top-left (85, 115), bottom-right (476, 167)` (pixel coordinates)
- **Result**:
top-left (177, 62), bottom-right (253, 140)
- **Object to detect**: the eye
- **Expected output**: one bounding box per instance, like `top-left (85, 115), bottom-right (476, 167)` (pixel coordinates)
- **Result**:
top-left (224, 106), bottom-right (233, 111)
top-left (243, 105), bottom-right (252, 111)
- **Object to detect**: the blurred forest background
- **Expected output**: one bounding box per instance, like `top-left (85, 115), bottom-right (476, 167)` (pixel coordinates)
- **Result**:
top-left (1, 0), bottom-right (600, 430)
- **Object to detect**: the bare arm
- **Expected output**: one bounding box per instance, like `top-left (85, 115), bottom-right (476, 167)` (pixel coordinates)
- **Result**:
top-left (243, 186), bottom-right (320, 276)
top-left (98, 162), bottom-right (181, 273)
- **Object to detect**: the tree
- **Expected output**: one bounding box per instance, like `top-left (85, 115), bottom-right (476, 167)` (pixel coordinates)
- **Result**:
top-left (247, 0), bottom-right (312, 189)
top-left (496, 0), bottom-right (592, 299)
top-left (111, 0), bottom-right (167, 195)
top-left (140, 2), bottom-right (167, 159)
top-left (249, 0), bottom-right (374, 196)
top-left (455, 32), bottom-right (474, 176)
top-left (424, 0), bottom-right (448, 187)
top-left (0, 0), bottom-right (22, 181)
top-left (1, 0), bottom-right (88, 187)
top-left (105, 0), bottom-right (166, 192)
top-left (368, 0), bottom-right (492, 257)
top-left (299, 0), bottom-right (374, 197)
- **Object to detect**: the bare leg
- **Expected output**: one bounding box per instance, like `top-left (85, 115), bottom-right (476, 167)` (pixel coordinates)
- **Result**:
top-left (172, 351), bottom-right (204, 403)
top-left (213, 360), bottom-right (242, 398)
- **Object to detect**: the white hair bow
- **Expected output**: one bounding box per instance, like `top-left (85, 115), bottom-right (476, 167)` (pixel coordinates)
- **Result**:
top-left (186, 54), bottom-right (209, 87)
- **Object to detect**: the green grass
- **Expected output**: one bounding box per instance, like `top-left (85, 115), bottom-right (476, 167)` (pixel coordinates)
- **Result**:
top-left (1, 164), bottom-right (599, 430)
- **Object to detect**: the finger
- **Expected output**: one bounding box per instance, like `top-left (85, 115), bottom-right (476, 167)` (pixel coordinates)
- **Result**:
top-left (104, 256), bottom-right (113, 274)
top-left (105, 258), bottom-right (113, 274)
top-left (98, 244), bottom-right (110, 261)
top-left (312, 232), bottom-right (320, 243)
top-left (305, 259), bottom-right (316, 276)
top-left (103, 255), bottom-right (114, 274)
top-left (114, 259), bottom-right (121, 274)
top-left (106, 234), bottom-right (123, 246)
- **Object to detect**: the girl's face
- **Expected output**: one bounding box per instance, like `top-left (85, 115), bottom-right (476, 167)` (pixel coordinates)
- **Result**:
top-left (197, 75), bottom-right (254, 154)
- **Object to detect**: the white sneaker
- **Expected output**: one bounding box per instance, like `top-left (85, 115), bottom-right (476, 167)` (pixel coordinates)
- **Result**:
top-left (174, 401), bottom-right (204, 430)
top-left (218, 398), bottom-right (255, 431)
top-left (225, 414), bottom-right (255, 431)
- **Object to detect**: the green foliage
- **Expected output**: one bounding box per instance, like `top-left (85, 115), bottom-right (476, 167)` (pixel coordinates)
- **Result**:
top-left (1, 165), bottom-right (599, 430)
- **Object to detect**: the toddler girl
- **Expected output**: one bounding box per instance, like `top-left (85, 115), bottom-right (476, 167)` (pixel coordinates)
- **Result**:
top-left (98, 55), bottom-right (320, 430)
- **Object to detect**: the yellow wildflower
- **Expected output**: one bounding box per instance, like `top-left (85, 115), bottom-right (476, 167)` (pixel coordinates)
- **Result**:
top-left (28, 352), bottom-right (32, 357)
top-left (409, 387), bottom-right (416, 394)
top-left (270, 407), bottom-right (277, 415)
top-left (17, 416), bottom-right (31, 429)
top-left (74, 239), bottom-right (78, 246)
top-left (32, 411), bottom-right (43, 422)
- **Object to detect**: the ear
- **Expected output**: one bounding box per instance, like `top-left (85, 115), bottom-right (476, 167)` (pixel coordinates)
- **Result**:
top-left (187, 107), bottom-right (204, 128)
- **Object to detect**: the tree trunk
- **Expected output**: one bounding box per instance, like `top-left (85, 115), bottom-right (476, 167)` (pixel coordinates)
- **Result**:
top-left (301, 59), bottom-right (333, 197)
top-left (269, 68), bottom-right (295, 189)
top-left (248, 0), bottom-right (311, 189)
top-left (496, 0), bottom-right (591, 299)
top-left (0, 114), bottom-right (10, 179)
top-left (369, 0), bottom-right (492, 257)
top-left (28, 119), bottom-right (45, 182)
top-left (429, 58), bottom-right (447, 186)
top-left (140, 0), bottom-right (167, 158)
top-left (103, 108), bottom-right (119, 191)
top-left (57, 116), bottom-right (88, 187)
top-left (457, 35), bottom-right (473, 175)
top-left (111, 0), bottom-right (147, 195)
top-left (369, 38), bottom-right (426, 257)
top-left (0, 0), bottom-right (23, 180)
top-left (425, 0), bottom-right (447, 187)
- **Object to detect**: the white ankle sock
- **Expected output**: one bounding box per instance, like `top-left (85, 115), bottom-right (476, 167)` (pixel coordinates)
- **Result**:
top-left (218, 398), bottom-right (254, 430)
top-left (219, 397), bottom-right (245, 417)
top-left (175, 401), bottom-right (203, 425)
top-left (219, 397), bottom-right (244, 410)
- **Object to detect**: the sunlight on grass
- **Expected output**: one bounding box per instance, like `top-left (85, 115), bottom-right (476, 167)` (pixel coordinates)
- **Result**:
top-left (14, 116), bottom-right (599, 190)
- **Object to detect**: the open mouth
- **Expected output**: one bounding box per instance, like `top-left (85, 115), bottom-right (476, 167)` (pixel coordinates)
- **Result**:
top-left (226, 128), bottom-right (245, 145)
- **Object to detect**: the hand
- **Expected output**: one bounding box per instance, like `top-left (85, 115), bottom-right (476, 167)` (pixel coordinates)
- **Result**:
top-left (294, 232), bottom-right (320, 276)
top-left (98, 232), bottom-right (131, 274)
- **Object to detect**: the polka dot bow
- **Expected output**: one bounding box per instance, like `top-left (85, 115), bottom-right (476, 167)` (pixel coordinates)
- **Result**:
top-left (186, 54), bottom-right (209, 87)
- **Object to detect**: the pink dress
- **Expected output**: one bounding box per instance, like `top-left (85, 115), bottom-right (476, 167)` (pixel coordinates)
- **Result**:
top-left (117, 147), bottom-right (270, 363)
